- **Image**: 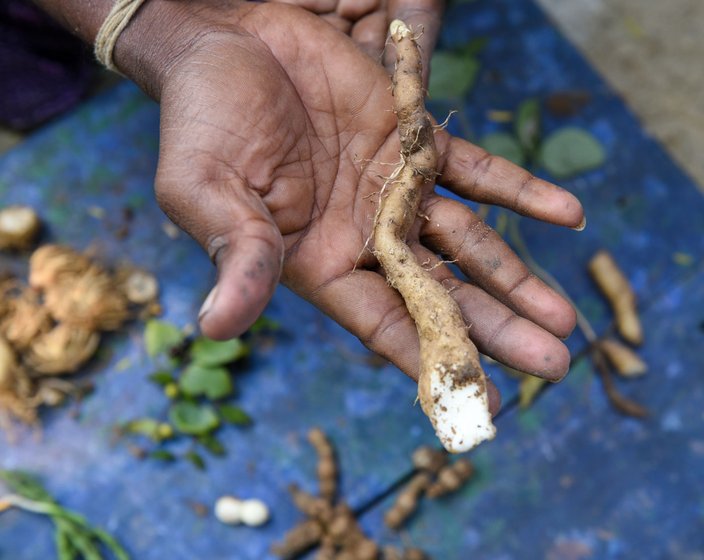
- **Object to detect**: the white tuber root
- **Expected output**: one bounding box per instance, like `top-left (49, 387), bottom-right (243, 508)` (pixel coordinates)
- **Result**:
top-left (373, 20), bottom-right (495, 452)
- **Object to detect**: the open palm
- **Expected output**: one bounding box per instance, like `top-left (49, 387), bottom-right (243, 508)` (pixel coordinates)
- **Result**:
top-left (154, 4), bottom-right (584, 407)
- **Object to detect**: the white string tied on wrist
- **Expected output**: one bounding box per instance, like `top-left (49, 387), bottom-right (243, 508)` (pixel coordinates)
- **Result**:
top-left (94, 0), bottom-right (149, 73)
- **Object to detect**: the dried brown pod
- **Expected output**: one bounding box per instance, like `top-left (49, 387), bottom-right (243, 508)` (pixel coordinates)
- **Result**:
top-left (0, 206), bottom-right (40, 250)
top-left (384, 471), bottom-right (431, 530)
top-left (598, 338), bottom-right (647, 377)
top-left (308, 428), bottom-right (338, 502)
top-left (426, 458), bottom-right (474, 499)
top-left (44, 265), bottom-right (129, 331)
top-left (588, 250), bottom-right (643, 345)
top-left (288, 484), bottom-right (333, 522)
top-left (28, 244), bottom-right (91, 290)
top-left (25, 324), bottom-right (100, 375)
top-left (0, 286), bottom-right (52, 350)
top-left (271, 519), bottom-right (324, 559)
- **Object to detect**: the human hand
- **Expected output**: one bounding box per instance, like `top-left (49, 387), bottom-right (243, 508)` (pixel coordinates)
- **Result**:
top-left (266, 0), bottom-right (444, 81)
top-left (123, 2), bottom-right (583, 410)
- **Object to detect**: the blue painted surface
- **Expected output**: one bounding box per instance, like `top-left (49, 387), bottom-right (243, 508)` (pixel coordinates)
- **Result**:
top-left (1, 0), bottom-right (704, 559)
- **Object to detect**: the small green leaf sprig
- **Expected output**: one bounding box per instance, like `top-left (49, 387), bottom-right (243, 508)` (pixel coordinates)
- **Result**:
top-left (0, 470), bottom-right (129, 560)
top-left (118, 317), bottom-right (277, 469)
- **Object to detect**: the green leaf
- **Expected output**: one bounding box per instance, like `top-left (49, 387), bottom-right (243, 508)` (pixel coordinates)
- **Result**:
top-left (514, 98), bottom-right (541, 155)
top-left (185, 451), bottom-right (206, 470)
top-left (540, 127), bottom-right (606, 179)
top-left (144, 320), bottom-right (184, 357)
top-left (198, 434), bottom-right (227, 456)
top-left (248, 316), bottom-right (280, 334)
top-left (179, 364), bottom-right (233, 400)
top-left (149, 450), bottom-right (176, 462)
top-left (148, 371), bottom-right (175, 386)
top-left (0, 470), bottom-right (53, 502)
top-left (189, 337), bottom-right (249, 367)
top-left (428, 51), bottom-right (480, 100)
top-left (218, 404), bottom-right (252, 426)
top-left (479, 132), bottom-right (525, 166)
top-left (122, 418), bottom-right (170, 442)
top-left (169, 402), bottom-right (219, 435)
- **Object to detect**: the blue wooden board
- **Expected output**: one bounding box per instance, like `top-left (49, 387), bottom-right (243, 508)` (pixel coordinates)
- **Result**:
top-left (2, 0), bottom-right (704, 558)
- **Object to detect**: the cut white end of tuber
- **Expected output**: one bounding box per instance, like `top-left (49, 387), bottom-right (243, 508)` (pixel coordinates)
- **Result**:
top-left (426, 365), bottom-right (496, 453)
top-left (389, 19), bottom-right (411, 39)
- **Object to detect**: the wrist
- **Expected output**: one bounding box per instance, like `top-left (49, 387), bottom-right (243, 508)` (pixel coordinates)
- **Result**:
top-left (111, 1), bottom-right (248, 100)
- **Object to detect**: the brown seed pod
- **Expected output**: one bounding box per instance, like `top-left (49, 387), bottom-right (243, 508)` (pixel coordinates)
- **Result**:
top-left (426, 458), bottom-right (474, 499)
top-left (384, 471), bottom-right (431, 530)
top-left (271, 519), bottom-right (324, 559)
top-left (308, 428), bottom-right (338, 502)
top-left (28, 244), bottom-right (91, 290)
top-left (25, 324), bottom-right (100, 375)
top-left (43, 265), bottom-right (129, 331)
top-left (288, 484), bottom-right (333, 522)
top-left (0, 206), bottom-right (40, 250)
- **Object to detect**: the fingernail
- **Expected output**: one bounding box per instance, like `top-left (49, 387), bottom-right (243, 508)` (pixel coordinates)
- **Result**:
top-left (198, 285), bottom-right (218, 322)
top-left (571, 216), bottom-right (587, 231)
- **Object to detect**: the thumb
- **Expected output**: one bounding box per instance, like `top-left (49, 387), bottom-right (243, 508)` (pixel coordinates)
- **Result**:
top-left (155, 169), bottom-right (284, 340)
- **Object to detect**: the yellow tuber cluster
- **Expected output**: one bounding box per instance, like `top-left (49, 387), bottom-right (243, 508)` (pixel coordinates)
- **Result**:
top-left (0, 239), bottom-right (159, 429)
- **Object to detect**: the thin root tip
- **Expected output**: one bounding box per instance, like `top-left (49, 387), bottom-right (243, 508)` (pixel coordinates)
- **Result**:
top-left (390, 19), bottom-right (411, 40)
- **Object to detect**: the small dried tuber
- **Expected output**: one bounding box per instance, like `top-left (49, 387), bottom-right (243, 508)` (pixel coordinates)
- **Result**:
top-left (308, 428), bottom-right (337, 502)
top-left (384, 471), bottom-right (430, 529)
top-left (0, 285), bottom-right (51, 350)
top-left (0, 336), bottom-right (36, 424)
top-left (44, 265), bottom-right (129, 331)
top-left (426, 458), bottom-right (474, 498)
top-left (271, 519), bottom-right (324, 559)
top-left (25, 325), bottom-right (100, 375)
top-left (28, 244), bottom-right (91, 290)
top-left (0, 206), bottom-right (40, 250)
top-left (588, 250), bottom-right (642, 345)
top-left (598, 338), bottom-right (647, 377)
top-left (411, 446), bottom-right (448, 474)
